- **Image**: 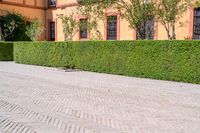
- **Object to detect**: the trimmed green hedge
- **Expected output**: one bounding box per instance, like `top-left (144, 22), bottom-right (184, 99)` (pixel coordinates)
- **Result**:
top-left (0, 42), bottom-right (13, 61)
top-left (14, 41), bottom-right (200, 84)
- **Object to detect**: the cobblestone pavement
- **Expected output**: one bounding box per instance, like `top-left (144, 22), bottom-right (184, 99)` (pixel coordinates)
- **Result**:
top-left (0, 62), bottom-right (200, 133)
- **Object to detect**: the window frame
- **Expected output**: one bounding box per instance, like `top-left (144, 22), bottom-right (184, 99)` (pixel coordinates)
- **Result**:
top-left (104, 12), bottom-right (120, 40)
top-left (49, 21), bottom-right (56, 41)
top-left (107, 16), bottom-right (117, 40)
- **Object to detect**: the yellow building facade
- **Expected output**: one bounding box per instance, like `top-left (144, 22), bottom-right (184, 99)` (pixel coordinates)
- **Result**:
top-left (0, 0), bottom-right (199, 41)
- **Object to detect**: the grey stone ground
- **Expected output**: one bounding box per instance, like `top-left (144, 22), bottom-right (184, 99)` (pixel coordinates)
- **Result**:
top-left (0, 62), bottom-right (200, 133)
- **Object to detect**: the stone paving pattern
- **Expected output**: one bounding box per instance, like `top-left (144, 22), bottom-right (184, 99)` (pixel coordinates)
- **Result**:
top-left (0, 62), bottom-right (200, 133)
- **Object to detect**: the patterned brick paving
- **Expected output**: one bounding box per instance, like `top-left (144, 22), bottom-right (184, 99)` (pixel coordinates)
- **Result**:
top-left (0, 62), bottom-right (200, 133)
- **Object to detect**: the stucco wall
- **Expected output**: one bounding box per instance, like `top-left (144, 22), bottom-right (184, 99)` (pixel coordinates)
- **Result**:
top-left (0, 0), bottom-right (197, 41)
top-left (157, 9), bottom-right (192, 40)
top-left (46, 0), bottom-right (195, 41)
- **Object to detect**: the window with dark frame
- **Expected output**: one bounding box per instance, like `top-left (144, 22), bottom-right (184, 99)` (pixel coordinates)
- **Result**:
top-left (80, 18), bottom-right (88, 39)
top-left (107, 16), bottom-right (117, 40)
top-left (49, 22), bottom-right (55, 41)
top-left (48, 0), bottom-right (56, 7)
top-left (193, 8), bottom-right (200, 39)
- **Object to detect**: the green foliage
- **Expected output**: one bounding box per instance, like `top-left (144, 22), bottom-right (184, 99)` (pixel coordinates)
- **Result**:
top-left (90, 30), bottom-right (103, 40)
top-left (25, 18), bottom-right (43, 41)
top-left (77, 0), bottom-right (114, 40)
top-left (156, 0), bottom-right (191, 40)
top-left (0, 42), bottom-right (13, 61)
top-left (57, 12), bottom-right (101, 40)
top-left (117, 0), bottom-right (156, 40)
top-left (195, 1), bottom-right (200, 8)
top-left (77, 0), bottom-right (155, 40)
top-left (0, 20), bottom-right (18, 41)
top-left (76, 0), bottom-right (192, 40)
top-left (77, 0), bottom-right (117, 19)
top-left (57, 13), bottom-right (79, 41)
top-left (0, 12), bottom-right (30, 41)
top-left (14, 41), bottom-right (200, 84)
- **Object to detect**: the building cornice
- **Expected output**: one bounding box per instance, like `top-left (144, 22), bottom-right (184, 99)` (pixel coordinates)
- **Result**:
top-left (0, 1), bottom-right (80, 11)
top-left (56, 2), bottom-right (79, 9)
top-left (0, 1), bottom-right (46, 10)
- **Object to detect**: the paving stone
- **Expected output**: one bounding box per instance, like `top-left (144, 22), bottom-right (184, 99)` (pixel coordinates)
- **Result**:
top-left (0, 62), bottom-right (199, 133)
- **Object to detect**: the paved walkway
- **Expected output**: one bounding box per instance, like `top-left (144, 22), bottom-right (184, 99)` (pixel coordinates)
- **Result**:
top-left (0, 62), bottom-right (200, 133)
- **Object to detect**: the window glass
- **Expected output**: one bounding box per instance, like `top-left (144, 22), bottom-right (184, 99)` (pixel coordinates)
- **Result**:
top-left (107, 16), bottom-right (117, 40)
top-left (49, 0), bottom-right (56, 7)
top-left (50, 22), bottom-right (55, 41)
top-left (80, 19), bottom-right (88, 39)
top-left (193, 8), bottom-right (200, 39)
top-left (137, 16), bottom-right (154, 40)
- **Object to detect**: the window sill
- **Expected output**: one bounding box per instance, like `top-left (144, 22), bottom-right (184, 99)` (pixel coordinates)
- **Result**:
top-left (79, 38), bottom-right (89, 41)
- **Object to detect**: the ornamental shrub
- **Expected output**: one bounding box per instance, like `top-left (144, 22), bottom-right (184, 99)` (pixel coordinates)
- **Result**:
top-left (0, 12), bottom-right (30, 41)
top-left (14, 41), bottom-right (200, 84)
